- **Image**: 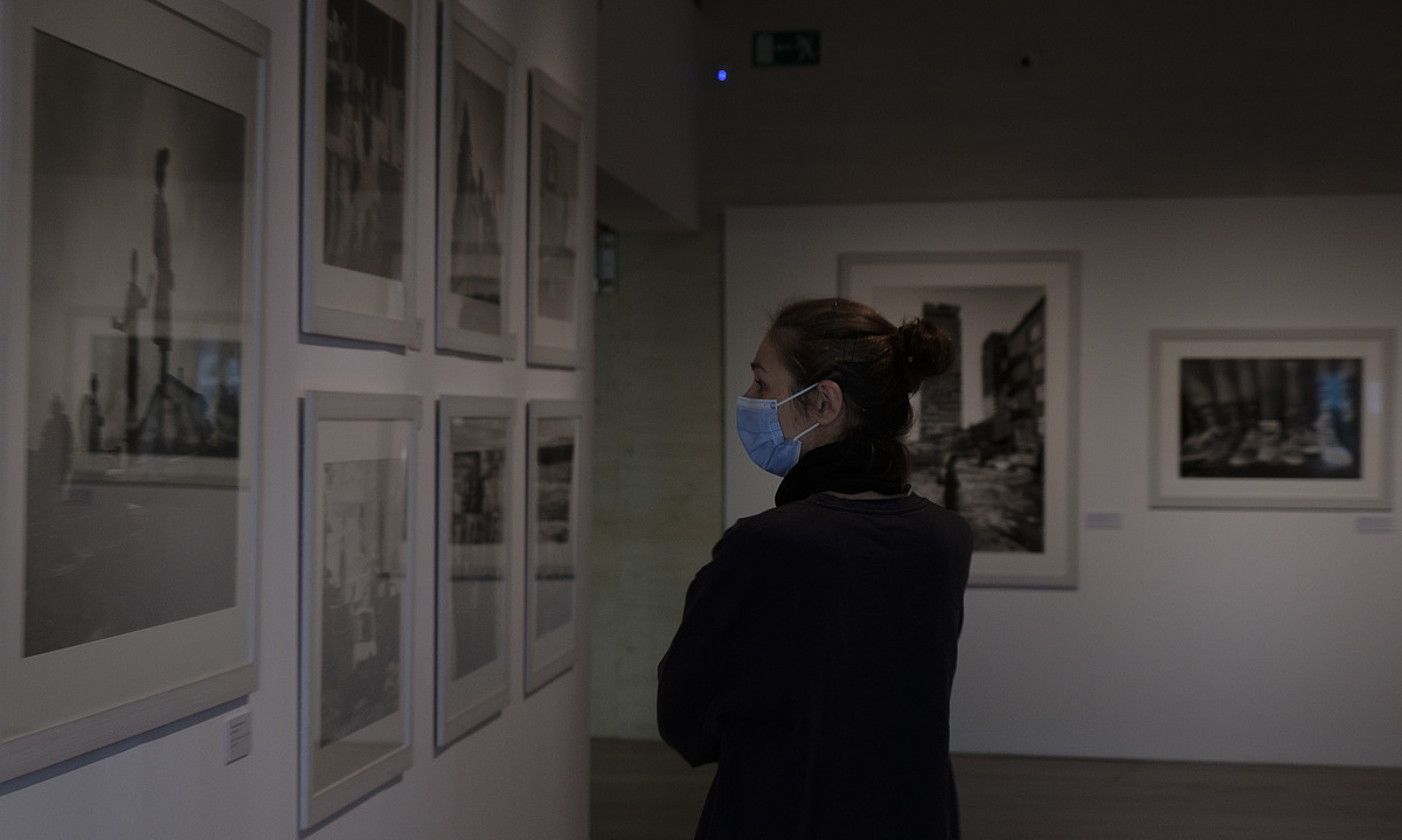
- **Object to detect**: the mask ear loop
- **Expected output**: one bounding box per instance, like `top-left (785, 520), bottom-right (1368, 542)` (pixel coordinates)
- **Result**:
top-left (775, 381), bottom-right (820, 407)
top-left (779, 381), bottom-right (824, 440)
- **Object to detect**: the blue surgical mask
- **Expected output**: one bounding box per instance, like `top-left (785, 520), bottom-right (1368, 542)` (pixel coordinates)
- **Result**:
top-left (736, 383), bottom-right (821, 476)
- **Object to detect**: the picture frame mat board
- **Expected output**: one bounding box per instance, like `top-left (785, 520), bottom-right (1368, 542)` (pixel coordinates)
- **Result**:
top-left (1149, 328), bottom-right (1393, 510)
top-left (838, 251), bottom-right (1080, 589)
top-left (300, 391), bottom-right (420, 829)
top-left (0, 0), bottom-right (266, 785)
top-left (436, 3), bottom-right (518, 359)
top-left (524, 399), bottom-right (583, 693)
top-left (525, 69), bottom-right (584, 369)
top-left (435, 395), bottom-right (517, 747)
top-left (301, 0), bottom-right (419, 348)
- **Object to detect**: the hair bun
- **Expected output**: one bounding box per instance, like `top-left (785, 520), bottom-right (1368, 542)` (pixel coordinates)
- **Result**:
top-left (894, 318), bottom-right (956, 391)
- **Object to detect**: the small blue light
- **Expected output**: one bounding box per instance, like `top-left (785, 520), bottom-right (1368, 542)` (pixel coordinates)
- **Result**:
top-left (716, 68), bottom-right (728, 82)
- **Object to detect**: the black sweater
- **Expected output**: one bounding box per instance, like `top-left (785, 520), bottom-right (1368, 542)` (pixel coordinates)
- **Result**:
top-left (658, 493), bottom-right (973, 839)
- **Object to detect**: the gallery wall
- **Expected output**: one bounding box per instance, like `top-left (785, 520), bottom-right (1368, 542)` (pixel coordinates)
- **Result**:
top-left (0, 0), bottom-right (596, 838)
top-left (590, 229), bottom-right (722, 739)
top-left (725, 197), bottom-right (1402, 767)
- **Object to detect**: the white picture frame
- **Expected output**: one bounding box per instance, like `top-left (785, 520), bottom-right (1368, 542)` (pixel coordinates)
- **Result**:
top-left (0, 0), bottom-right (267, 785)
top-left (524, 400), bottom-right (583, 693)
top-left (436, 3), bottom-right (517, 359)
top-left (302, 0), bottom-right (419, 348)
top-left (839, 251), bottom-right (1081, 589)
top-left (300, 391), bottom-right (420, 828)
top-left (435, 395), bottom-right (516, 748)
top-left (1150, 329), bottom-right (1393, 510)
top-left (526, 69), bottom-right (584, 369)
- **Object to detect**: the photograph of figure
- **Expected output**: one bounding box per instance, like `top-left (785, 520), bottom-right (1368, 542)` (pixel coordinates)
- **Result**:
top-left (319, 457), bottom-right (406, 747)
top-left (446, 58), bottom-right (507, 332)
top-left (1178, 357), bottom-right (1362, 479)
top-left (535, 123), bottom-right (579, 323)
top-left (24, 31), bottom-right (246, 656)
top-left (534, 418), bottom-right (576, 636)
top-left (322, 0), bottom-right (407, 281)
top-left (873, 285), bottom-right (1048, 553)
top-left (85, 335), bottom-right (241, 458)
top-left (448, 417), bottom-right (507, 679)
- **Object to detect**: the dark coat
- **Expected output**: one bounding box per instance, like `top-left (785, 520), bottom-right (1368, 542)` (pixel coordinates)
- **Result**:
top-left (658, 493), bottom-right (973, 839)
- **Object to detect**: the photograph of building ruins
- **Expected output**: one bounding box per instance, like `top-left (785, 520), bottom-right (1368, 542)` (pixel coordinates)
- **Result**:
top-left (904, 291), bottom-right (1047, 553)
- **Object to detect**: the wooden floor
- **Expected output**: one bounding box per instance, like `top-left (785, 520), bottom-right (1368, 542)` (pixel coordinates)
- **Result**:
top-left (591, 738), bottom-right (1402, 839)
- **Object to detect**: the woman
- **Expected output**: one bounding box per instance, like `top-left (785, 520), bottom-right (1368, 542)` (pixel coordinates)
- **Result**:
top-left (658, 298), bottom-right (973, 839)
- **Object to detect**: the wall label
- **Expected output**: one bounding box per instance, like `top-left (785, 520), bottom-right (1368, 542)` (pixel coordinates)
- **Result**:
top-left (1085, 512), bottom-right (1124, 531)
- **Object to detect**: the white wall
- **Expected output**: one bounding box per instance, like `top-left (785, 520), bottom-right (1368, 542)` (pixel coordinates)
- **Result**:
top-left (725, 197), bottom-right (1402, 768)
top-left (0, 0), bottom-right (596, 837)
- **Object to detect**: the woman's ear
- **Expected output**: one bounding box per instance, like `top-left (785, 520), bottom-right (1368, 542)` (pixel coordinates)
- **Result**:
top-left (814, 380), bottom-right (844, 423)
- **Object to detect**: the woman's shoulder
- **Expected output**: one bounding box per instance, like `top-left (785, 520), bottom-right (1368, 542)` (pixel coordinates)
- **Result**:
top-left (711, 503), bottom-right (817, 562)
top-left (715, 504), bottom-right (793, 547)
top-left (907, 494), bottom-right (974, 537)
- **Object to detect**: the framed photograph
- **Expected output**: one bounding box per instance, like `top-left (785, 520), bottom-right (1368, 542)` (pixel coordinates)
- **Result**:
top-left (436, 396), bottom-right (516, 747)
top-left (0, 0), bottom-right (266, 784)
top-left (300, 392), bottom-right (420, 828)
top-left (436, 4), bottom-right (517, 359)
top-left (302, 0), bottom-right (419, 347)
top-left (1150, 329), bottom-right (1393, 509)
top-left (525, 400), bottom-right (583, 692)
top-left (839, 252), bottom-right (1080, 589)
top-left (526, 69), bottom-right (584, 369)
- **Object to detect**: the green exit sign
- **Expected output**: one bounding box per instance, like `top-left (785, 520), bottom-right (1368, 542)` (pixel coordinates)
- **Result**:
top-left (752, 30), bottom-right (821, 67)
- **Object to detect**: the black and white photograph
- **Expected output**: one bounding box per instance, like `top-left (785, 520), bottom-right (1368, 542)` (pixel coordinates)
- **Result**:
top-left (319, 457), bottom-right (405, 747)
top-left (525, 401), bottom-right (581, 693)
top-left (448, 417), bottom-right (507, 678)
top-left (322, 0), bottom-right (407, 281)
top-left (0, 0), bottom-right (264, 787)
top-left (888, 288), bottom-right (1048, 553)
top-left (301, 393), bottom-right (417, 828)
top-left (302, 0), bottom-right (415, 345)
top-left (25, 31), bottom-right (247, 656)
top-left (840, 252), bottom-right (1079, 588)
top-left (535, 123), bottom-right (579, 324)
top-left (438, 6), bottom-right (513, 351)
top-left (435, 397), bottom-right (514, 746)
top-left (1178, 358), bottom-right (1362, 479)
top-left (1151, 330), bottom-right (1392, 510)
top-left (446, 62), bottom-right (506, 324)
top-left (526, 70), bottom-right (583, 367)
top-left (534, 417), bottom-right (576, 636)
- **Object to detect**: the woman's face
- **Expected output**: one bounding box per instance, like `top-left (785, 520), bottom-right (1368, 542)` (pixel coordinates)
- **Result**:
top-left (746, 335), bottom-right (810, 439)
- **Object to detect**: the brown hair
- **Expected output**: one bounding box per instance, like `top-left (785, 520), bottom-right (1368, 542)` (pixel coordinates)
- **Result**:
top-left (767, 298), bottom-right (955, 471)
